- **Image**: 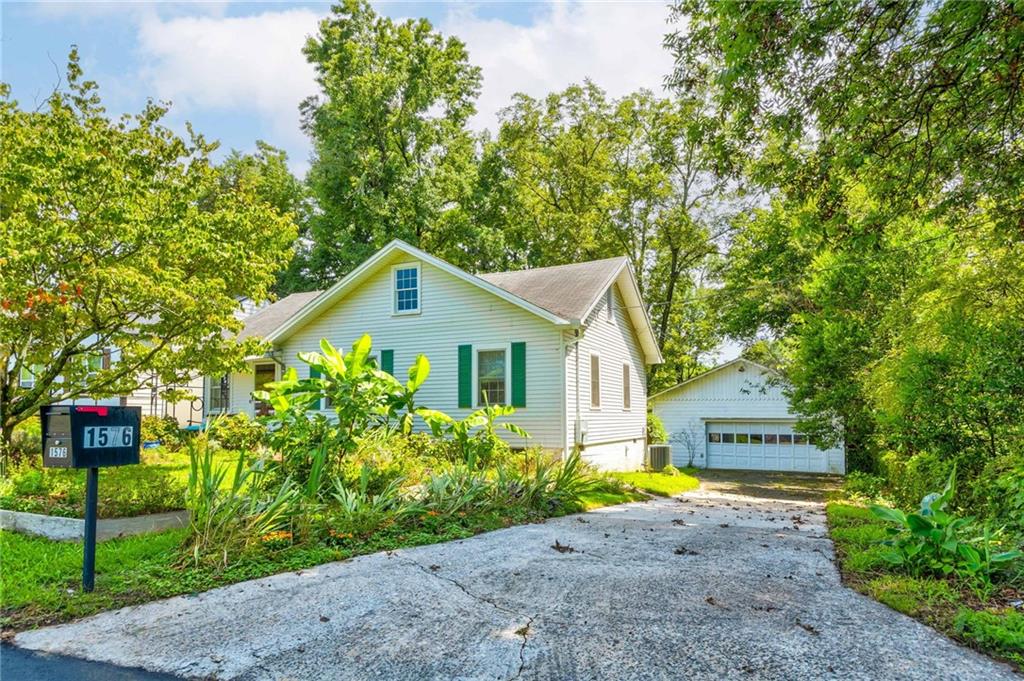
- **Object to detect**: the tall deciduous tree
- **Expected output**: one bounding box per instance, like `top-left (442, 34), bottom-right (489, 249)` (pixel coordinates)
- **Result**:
top-left (479, 83), bottom-right (734, 390)
top-left (669, 1), bottom-right (1024, 474)
top-left (215, 142), bottom-right (311, 295)
top-left (0, 53), bottom-right (297, 462)
top-left (301, 0), bottom-right (482, 283)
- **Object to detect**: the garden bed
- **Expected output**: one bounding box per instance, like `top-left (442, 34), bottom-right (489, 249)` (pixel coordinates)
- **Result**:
top-left (827, 502), bottom-right (1023, 670)
top-left (0, 449), bottom-right (238, 519)
top-left (1, 485), bottom-right (640, 632)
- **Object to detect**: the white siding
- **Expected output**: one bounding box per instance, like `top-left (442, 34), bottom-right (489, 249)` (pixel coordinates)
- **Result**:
top-left (652, 360), bottom-right (845, 473)
top-left (565, 283), bottom-right (647, 470)
top-left (218, 253), bottom-right (567, 449)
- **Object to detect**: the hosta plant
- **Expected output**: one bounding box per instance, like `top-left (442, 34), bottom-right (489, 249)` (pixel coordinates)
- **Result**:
top-left (870, 468), bottom-right (1021, 592)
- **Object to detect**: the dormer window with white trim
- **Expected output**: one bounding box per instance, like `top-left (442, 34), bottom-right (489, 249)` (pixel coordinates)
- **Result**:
top-left (393, 263), bottom-right (421, 315)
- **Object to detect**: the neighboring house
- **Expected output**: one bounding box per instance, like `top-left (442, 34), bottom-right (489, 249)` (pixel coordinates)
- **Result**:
top-left (18, 352), bottom-right (204, 426)
top-left (651, 358), bottom-right (846, 474)
top-left (205, 240), bottom-right (663, 471)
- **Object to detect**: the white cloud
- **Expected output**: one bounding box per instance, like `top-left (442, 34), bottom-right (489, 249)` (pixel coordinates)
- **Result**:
top-left (441, 2), bottom-right (676, 131)
top-left (135, 8), bottom-right (321, 165)
top-left (129, 2), bottom-right (676, 172)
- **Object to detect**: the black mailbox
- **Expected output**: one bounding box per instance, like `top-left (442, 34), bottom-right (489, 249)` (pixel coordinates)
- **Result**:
top-left (41, 405), bottom-right (141, 469)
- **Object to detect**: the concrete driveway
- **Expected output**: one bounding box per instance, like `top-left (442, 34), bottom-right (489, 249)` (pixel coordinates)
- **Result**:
top-left (13, 477), bottom-right (1018, 681)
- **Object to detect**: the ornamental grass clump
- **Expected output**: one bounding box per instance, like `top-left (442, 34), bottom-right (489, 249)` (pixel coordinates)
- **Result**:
top-left (182, 436), bottom-right (299, 567)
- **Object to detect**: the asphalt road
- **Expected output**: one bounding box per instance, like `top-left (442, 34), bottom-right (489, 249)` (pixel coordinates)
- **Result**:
top-left (1, 644), bottom-right (181, 680)
top-left (10, 482), bottom-right (1019, 680)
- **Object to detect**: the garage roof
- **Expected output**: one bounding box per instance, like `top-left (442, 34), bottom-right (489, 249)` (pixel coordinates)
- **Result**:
top-left (650, 358), bottom-right (779, 400)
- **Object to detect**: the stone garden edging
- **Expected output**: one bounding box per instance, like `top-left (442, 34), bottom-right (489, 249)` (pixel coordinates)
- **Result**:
top-left (0, 508), bottom-right (188, 541)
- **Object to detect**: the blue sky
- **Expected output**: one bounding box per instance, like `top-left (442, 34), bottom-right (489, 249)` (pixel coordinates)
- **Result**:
top-left (2, 1), bottom-right (676, 175)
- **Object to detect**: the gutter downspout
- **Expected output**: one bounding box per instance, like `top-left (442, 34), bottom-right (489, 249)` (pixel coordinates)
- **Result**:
top-left (572, 328), bottom-right (582, 452)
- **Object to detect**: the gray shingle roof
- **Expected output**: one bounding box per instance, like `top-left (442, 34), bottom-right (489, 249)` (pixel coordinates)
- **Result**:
top-left (239, 290), bottom-right (323, 340)
top-left (478, 256), bottom-right (628, 322)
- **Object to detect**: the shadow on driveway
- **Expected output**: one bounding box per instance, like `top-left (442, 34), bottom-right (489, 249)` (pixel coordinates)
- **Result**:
top-left (697, 469), bottom-right (842, 503)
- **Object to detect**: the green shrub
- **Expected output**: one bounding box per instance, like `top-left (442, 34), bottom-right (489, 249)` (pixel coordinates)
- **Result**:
top-left (419, 404), bottom-right (526, 470)
top-left (141, 415), bottom-right (185, 450)
top-left (207, 413), bottom-right (266, 452)
top-left (646, 412), bottom-right (667, 444)
top-left (954, 608), bottom-right (1024, 666)
top-left (970, 453), bottom-right (1024, 537)
top-left (3, 417), bottom-right (42, 468)
top-left (661, 464), bottom-right (680, 477)
top-left (183, 437), bottom-right (299, 567)
top-left (418, 465), bottom-right (494, 516)
top-left (844, 470), bottom-right (886, 501)
top-left (328, 465), bottom-right (410, 539)
top-left (879, 450), bottom-right (955, 511)
top-left (0, 453), bottom-right (188, 518)
top-left (870, 470), bottom-right (1022, 592)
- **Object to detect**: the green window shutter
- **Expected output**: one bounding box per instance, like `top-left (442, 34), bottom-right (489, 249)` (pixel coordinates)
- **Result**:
top-left (309, 367), bottom-right (321, 379)
top-left (511, 342), bottom-right (526, 407)
top-left (380, 349), bottom-right (394, 375)
top-left (458, 344), bottom-right (472, 408)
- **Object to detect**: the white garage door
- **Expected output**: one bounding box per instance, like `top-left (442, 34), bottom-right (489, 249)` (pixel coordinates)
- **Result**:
top-left (705, 422), bottom-right (828, 473)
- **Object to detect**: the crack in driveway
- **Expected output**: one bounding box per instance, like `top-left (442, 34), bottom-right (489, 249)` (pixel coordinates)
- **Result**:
top-left (400, 557), bottom-right (536, 681)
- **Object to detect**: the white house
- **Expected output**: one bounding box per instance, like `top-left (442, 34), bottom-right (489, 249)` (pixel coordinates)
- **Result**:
top-left (651, 358), bottom-right (845, 474)
top-left (205, 240), bottom-right (663, 471)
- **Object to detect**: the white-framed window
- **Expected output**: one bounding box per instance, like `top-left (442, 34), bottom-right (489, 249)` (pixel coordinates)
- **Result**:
top-left (605, 287), bottom-right (614, 322)
top-left (476, 348), bottom-right (508, 406)
top-left (590, 353), bottom-right (601, 409)
top-left (392, 263), bottom-right (421, 315)
top-left (622, 363), bottom-right (631, 410)
top-left (84, 352), bottom-right (105, 379)
top-left (19, 365), bottom-right (36, 389)
top-left (209, 375), bottom-right (230, 412)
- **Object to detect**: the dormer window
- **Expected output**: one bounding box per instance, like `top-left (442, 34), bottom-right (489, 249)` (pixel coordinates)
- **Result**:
top-left (393, 263), bottom-right (421, 314)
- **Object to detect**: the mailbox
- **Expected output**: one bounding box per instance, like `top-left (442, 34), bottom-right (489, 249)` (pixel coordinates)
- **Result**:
top-left (41, 405), bottom-right (141, 469)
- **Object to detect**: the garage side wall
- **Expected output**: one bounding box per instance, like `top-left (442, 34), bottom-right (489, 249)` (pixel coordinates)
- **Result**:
top-left (651, 362), bottom-right (845, 474)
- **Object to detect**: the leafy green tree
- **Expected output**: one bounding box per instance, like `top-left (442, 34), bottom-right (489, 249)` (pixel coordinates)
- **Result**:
top-left (0, 52), bottom-right (296, 465)
top-left (669, 1), bottom-right (1024, 477)
top-left (479, 83), bottom-right (731, 390)
top-left (301, 0), bottom-right (482, 283)
top-left (215, 142), bottom-right (311, 295)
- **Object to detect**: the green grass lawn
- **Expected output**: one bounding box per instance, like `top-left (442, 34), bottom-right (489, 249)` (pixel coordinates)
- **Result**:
top-left (611, 468), bottom-right (700, 497)
top-left (828, 502), bottom-right (1023, 669)
top-left (0, 448), bottom-right (239, 519)
top-left (578, 486), bottom-right (647, 510)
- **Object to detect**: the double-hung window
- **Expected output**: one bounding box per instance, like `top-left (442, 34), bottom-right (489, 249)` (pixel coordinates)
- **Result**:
top-left (19, 366), bottom-right (36, 389)
top-left (478, 350), bottom-right (506, 405)
top-left (393, 264), bottom-right (420, 314)
top-left (209, 375), bottom-right (230, 412)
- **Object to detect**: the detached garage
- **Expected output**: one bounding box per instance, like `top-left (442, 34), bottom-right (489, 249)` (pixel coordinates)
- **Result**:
top-left (651, 359), bottom-right (845, 474)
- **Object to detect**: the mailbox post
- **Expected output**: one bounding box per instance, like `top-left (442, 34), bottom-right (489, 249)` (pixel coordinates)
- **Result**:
top-left (41, 405), bottom-right (141, 592)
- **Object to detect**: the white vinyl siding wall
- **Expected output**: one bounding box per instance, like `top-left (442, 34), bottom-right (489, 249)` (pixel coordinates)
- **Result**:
top-left (276, 255), bottom-right (565, 449)
top-left (565, 284), bottom-right (647, 467)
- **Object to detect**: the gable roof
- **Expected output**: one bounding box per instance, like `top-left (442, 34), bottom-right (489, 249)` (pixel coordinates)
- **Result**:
top-left (649, 358), bottom-right (779, 400)
top-left (478, 257), bottom-right (628, 322)
top-left (263, 240), bottom-right (662, 363)
top-left (238, 290), bottom-right (323, 340)
top-left (266, 240), bottom-right (570, 344)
